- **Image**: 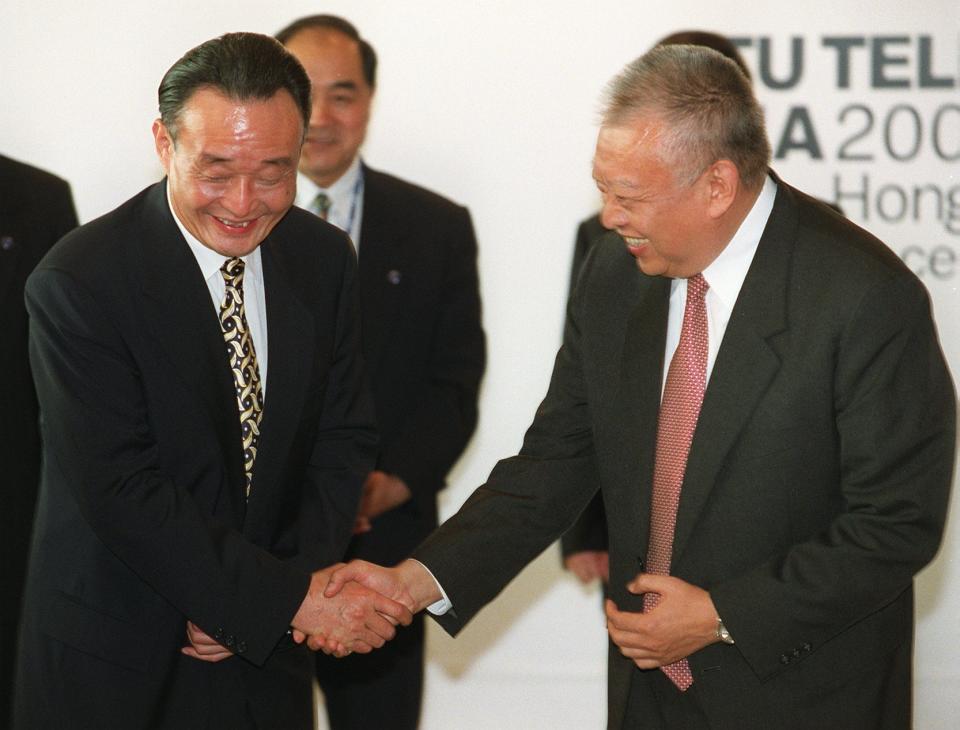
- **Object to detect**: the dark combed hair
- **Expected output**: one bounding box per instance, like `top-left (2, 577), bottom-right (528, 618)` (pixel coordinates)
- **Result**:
top-left (158, 32), bottom-right (312, 140)
top-left (275, 14), bottom-right (377, 88)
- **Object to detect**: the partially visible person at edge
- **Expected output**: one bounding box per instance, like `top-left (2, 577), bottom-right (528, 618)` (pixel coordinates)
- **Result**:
top-left (1, 154), bottom-right (77, 726)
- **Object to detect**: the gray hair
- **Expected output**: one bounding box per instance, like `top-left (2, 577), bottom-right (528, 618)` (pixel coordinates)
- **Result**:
top-left (602, 44), bottom-right (770, 189)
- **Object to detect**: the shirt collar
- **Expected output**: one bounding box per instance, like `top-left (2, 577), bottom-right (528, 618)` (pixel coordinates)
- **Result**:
top-left (165, 180), bottom-right (262, 281)
top-left (295, 155), bottom-right (363, 211)
top-left (701, 174), bottom-right (777, 309)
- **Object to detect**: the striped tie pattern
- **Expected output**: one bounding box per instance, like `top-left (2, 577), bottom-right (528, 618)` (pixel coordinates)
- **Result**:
top-left (643, 273), bottom-right (709, 691)
top-left (219, 257), bottom-right (263, 499)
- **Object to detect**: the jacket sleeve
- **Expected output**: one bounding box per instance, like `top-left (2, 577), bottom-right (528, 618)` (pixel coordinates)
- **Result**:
top-left (413, 245), bottom-right (602, 634)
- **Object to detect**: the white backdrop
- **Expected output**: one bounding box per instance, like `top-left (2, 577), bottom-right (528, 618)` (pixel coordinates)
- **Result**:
top-left (3, 1), bottom-right (958, 728)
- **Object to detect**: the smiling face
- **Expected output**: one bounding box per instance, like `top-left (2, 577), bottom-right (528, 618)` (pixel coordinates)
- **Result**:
top-left (593, 119), bottom-right (723, 279)
top-left (153, 86), bottom-right (302, 257)
top-left (283, 28), bottom-right (373, 188)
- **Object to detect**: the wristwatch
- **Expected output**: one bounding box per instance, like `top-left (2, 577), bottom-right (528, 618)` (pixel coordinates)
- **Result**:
top-left (716, 617), bottom-right (735, 645)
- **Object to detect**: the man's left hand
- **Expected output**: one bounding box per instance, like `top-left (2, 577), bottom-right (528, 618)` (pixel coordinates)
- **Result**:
top-left (353, 471), bottom-right (412, 533)
top-left (181, 621), bottom-right (234, 663)
top-left (605, 574), bottom-right (720, 669)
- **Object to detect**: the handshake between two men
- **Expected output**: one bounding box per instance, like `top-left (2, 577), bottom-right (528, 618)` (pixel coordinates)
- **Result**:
top-left (180, 561), bottom-right (443, 662)
top-left (182, 557), bottom-right (720, 671)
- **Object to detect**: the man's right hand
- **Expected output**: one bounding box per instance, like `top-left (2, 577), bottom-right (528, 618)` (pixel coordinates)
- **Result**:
top-left (318, 559), bottom-right (442, 651)
top-left (290, 564), bottom-right (413, 657)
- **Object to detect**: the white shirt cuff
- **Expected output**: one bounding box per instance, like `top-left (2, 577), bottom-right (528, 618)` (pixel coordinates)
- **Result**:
top-left (408, 559), bottom-right (453, 615)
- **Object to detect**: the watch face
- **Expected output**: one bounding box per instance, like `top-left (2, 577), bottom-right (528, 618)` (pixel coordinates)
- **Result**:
top-left (717, 619), bottom-right (735, 644)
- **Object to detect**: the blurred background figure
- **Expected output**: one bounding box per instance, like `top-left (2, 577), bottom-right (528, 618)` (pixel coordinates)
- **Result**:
top-left (277, 15), bottom-right (486, 729)
top-left (0, 153), bottom-right (77, 726)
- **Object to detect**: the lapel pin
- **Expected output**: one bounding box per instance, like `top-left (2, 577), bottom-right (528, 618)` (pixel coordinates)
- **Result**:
top-left (387, 269), bottom-right (402, 285)
top-left (1, 235), bottom-right (15, 251)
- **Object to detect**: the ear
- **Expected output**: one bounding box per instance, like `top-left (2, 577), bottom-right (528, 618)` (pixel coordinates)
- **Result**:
top-left (703, 159), bottom-right (739, 219)
top-left (152, 119), bottom-right (174, 172)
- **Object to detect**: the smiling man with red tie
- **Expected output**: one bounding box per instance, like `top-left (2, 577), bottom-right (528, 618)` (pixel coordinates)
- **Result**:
top-left (325, 44), bottom-right (956, 730)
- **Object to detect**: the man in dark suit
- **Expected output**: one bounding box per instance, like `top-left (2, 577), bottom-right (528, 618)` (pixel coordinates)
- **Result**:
top-left (324, 45), bottom-right (956, 729)
top-left (0, 154), bottom-right (77, 725)
top-left (276, 15), bottom-right (485, 729)
top-left (562, 31), bottom-right (754, 588)
top-left (13, 33), bottom-right (411, 730)
top-left (561, 31), bottom-right (848, 590)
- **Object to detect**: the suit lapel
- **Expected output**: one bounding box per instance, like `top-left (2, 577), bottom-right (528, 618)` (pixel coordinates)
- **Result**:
top-left (615, 274), bottom-right (671, 558)
top-left (136, 182), bottom-right (246, 512)
top-left (357, 166), bottom-right (403, 373)
top-left (672, 182), bottom-right (797, 563)
top-left (243, 238), bottom-right (313, 526)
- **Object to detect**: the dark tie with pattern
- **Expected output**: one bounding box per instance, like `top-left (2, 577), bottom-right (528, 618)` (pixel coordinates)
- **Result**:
top-left (312, 192), bottom-right (331, 220)
top-left (643, 273), bottom-right (709, 691)
top-left (219, 257), bottom-right (264, 499)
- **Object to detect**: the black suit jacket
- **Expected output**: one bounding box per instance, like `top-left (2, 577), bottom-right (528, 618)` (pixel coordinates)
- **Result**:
top-left (0, 154), bottom-right (77, 722)
top-left (347, 165), bottom-right (485, 563)
top-left (15, 182), bottom-right (377, 729)
top-left (415, 179), bottom-right (955, 729)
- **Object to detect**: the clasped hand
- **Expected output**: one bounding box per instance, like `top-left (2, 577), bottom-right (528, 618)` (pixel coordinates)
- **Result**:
top-left (605, 573), bottom-right (720, 669)
top-left (181, 564), bottom-right (414, 662)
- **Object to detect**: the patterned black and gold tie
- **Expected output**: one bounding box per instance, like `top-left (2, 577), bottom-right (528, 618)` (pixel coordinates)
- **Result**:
top-left (219, 257), bottom-right (263, 499)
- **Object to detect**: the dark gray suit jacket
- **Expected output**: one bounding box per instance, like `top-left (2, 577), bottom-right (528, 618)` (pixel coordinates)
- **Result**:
top-left (15, 182), bottom-right (377, 729)
top-left (415, 179), bottom-right (955, 729)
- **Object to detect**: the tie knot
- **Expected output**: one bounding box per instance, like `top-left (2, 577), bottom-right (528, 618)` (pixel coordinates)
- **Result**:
top-left (221, 257), bottom-right (245, 284)
top-left (687, 273), bottom-right (709, 300)
top-left (313, 192), bottom-right (331, 220)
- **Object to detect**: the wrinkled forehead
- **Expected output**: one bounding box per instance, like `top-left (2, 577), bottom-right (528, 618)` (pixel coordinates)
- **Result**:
top-left (592, 120), bottom-right (666, 179)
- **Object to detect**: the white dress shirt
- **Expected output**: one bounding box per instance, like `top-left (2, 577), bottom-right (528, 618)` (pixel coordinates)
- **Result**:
top-left (663, 175), bottom-right (776, 390)
top-left (166, 186), bottom-right (269, 397)
top-left (295, 156), bottom-right (365, 248)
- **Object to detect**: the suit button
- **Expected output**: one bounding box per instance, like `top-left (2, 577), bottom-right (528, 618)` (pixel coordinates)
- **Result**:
top-left (792, 648), bottom-right (801, 658)
top-left (802, 643), bottom-right (812, 653)
top-left (213, 628), bottom-right (224, 640)
top-left (225, 635), bottom-right (235, 648)
top-left (780, 654), bottom-right (790, 665)
top-left (236, 640), bottom-right (247, 654)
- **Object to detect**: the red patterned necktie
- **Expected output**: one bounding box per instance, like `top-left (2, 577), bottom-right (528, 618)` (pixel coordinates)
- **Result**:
top-left (219, 257), bottom-right (264, 499)
top-left (643, 273), bottom-right (709, 691)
